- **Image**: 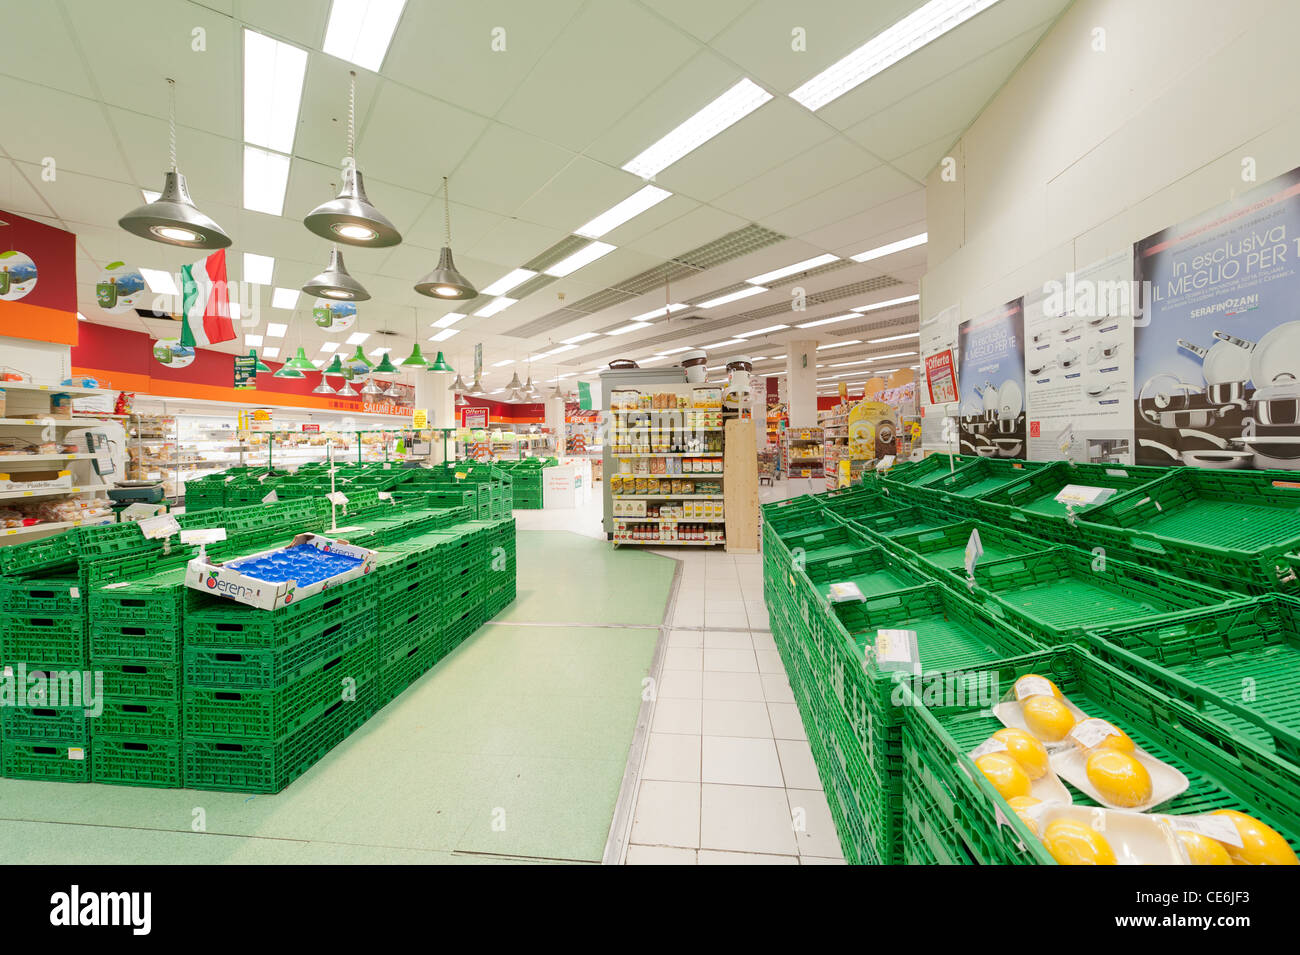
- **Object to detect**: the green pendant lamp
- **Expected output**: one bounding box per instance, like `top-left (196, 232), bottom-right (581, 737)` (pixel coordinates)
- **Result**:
top-left (401, 343), bottom-right (429, 368)
top-left (286, 346), bottom-right (315, 371)
top-left (248, 348), bottom-right (272, 374)
top-left (428, 351), bottom-right (454, 373)
top-left (323, 353), bottom-right (346, 377)
top-left (373, 351), bottom-right (400, 377)
top-left (348, 344), bottom-right (373, 372)
top-left (273, 362), bottom-right (304, 379)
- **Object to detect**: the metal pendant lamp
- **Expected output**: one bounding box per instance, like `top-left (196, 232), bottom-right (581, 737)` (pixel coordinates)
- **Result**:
top-left (414, 177), bottom-right (477, 300)
top-left (505, 371), bottom-right (524, 392)
top-left (303, 244), bottom-right (369, 302)
top-left (455, 392), bottom-right (468, 406)
top-left (337, 379), bottom-right (359, 397)
top-left (312, 376), bottom-right (336, 395)
top-left (468, 376), bottom-right (485, 395)
top-left (360, 376), bottom-right (385, 396)
top-left (522, 375), bottom-right (538, 399)
top-left (119, 79), bottom-right (231, 249)
top-left (449, 372), bottom-right (468, 392)
top-left (304, 71), bottom-right (401, 248)
top-left (323, 354), bottom-right (346, 377)
top-left (549, 381), bottom-right (566, 401)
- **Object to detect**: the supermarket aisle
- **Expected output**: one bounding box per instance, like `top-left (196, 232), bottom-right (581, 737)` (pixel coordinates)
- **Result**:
top-left (613, 477), bottom-right (848, 865)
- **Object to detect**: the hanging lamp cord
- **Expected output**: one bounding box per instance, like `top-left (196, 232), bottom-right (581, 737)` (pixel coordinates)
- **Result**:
top-left (166, 78), bottom-right (177, 172)
top-left (347, 71), bottom-right (357, 163)
top-left (443, 177), bottom-right (451, 246)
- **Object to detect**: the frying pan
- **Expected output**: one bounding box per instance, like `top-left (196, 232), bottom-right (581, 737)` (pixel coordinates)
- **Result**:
top-left (1087, 340), bottom-right (1123, 365)
top-left (1028, 359), bottom-right (1057, 376)
top-left (993, 437), bottom-right (1023, 457)
top-left (1139, 438), bottom-right (1251, 468)
top-left (1085, 379), bottom-right (1128, 399)
top-left (1230, 435), bottom-right (1300, 467)
top-left (1056, 348), bottom-right (1082, 370)
top-left (1213, 323), bottom-right (1300, 387)
top-left (1178, 336), bottom-right (1249, 405)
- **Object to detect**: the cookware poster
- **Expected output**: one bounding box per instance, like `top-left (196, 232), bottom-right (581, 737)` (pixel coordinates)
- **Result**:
top-left (957, 298), bottom-right (1026, 459)
top-left (1133, 165), bottom-right (1300, 470)
top-left (1023, 251), bottom-right (1136, 463)
top-left (919, 304), bottom-right (960, 452)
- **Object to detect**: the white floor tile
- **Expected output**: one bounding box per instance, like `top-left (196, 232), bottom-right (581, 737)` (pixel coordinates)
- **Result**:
top-left (760, 672), bottom-right (796, 704)
top-left (630, 780), bottom-right (700, 849)
top-left (643, 732), bottom-right (702, 783)
top-left (703, 647), bottom-right (759, 673)
top-left (754, 649), bottom-right (785, 674)
top-left (787, 788), bottom-right (845, 859)
top-left (703, 630), bottom-right (753, 649)
top-left (702, 670), bottom-right (765, 702)
top-left (666, 629), bottom-right (703, 648)
top-left (766, 702), bottom-right (808, 741)
top-left (663, 646), bottom-right (703, 671)
top-left (800, 855), bottom-right (848, 865)
top-left (776, 738), bottom-right (822, 789)
top-left (699, 783), bottom-right (800, 856)
top-left (657, 669), bottom-right (703, 700)
top-left (704, 611), bottom-right (749, 630)
top-left (651, 698), bottom-right (702, 735)
top-left (697, 849), bottom-right (798, 865)
top-left (750, 631), bottom-right (778, 651)
top-left (702, 735), bottom-right (785, 787)
top-left (626, 845), bottom-right (697, 865)
top-left (702, 699), bottom-right (773, 738)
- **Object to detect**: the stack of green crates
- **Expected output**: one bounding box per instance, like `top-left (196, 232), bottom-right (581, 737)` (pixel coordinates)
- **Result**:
top-left (497, 459), bottom-right (544, 509)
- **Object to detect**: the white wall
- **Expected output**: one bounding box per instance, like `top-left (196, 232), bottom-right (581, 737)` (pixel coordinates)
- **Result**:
top-left (923, 0), bottom-right (1300, 322)
top-left (0, 336), bottom-right (71, 382)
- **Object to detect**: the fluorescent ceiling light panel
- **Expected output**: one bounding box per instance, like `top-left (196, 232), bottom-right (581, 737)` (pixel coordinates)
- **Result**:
top-left (432, 312), bottom-right (465, 328)
top-left (243, 146), bottom-right (291, 215)
top-left (656, 345), bottom-right (695, 355)
top-left (243, 30), bottom-right (308, 154)
top-left (345, 332), bottom-right (369, 345)
top-left (536, 344), bottom-right (577, 358)
top-left (244, 334), bottom-right (264, 347)
top-left (790, 0), bottom-right (1003, 111)
top-left (265, 323), bottom-right (288, 337)
top-left (696, 285), bottom-right (767, 309)
top-left (139, 268), bottom-right (178, 296)
top-left (851, 294), bottom-right (921, 312)
top-left (561, 332), bottom-right (599, 345)
top-left (473, 297), bottom-right (517, 318)
top-left (543, 241), bottom-right (616, 278)
top-left (868, 331), bottom-right (921, 343)
top-left (851, 234), bottom-right (928, 263)
top-left (866, 350), bottom-right (917, 361)
top-left (703, 339), bottom-right (746, 350)
top-left (263, 347), bottom-right (280, 358)
top-left (628, 303), bottom-right (688, 322)
top-left (322, 0), bottom-right (407, 72)
top-left (430, 328), bottom-right (460, 342)
top-left (320, 341), bottom-right (339, 351)
top-left (492, 359), bottom-right (515, 368)
top-left (623, 78), bottom-right (773, 179)
top-left (575, 185), bottom-right (672, 238)
top-left (737, 324), bottom-right (789, 338)
top-left (241, 253), bottom-right (275, 287)
top-left (368, 347), bottom-right (392, 357)
top-left (795, 313), bottom-right (854, 329)
top-left (746, 254), bottom-right (839, 285)
top-left (606, 322), bottom-right (650, 336)
top-left (817, 339), bottom-right (862, 351)
top-left (271, 288), bottom-right (299, 310)
top-left (481, 268), bottom-right (537, 297)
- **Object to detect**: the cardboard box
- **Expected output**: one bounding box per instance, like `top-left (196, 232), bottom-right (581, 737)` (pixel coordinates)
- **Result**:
top-left (185, 533), bottom-right (377, 611)
top-left (49, 394), bottom-right (74, 418)
top-left (0, 468), bottom-right (72, 491)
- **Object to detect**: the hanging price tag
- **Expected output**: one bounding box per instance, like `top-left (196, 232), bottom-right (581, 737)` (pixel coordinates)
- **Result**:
top-left (964, 527), bottom-right (984, 578)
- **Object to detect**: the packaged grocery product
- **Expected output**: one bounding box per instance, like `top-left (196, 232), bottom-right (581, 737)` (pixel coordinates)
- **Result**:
top-left (1211, 810), bottom-right (1299, 865)
top-left (1043, 818), bottom-right (1117, 865)
top-left (1068, 717), bottom-right (1136, 754)
top-left (1030, 805), bottom-right (1190, 864)
top-left (1051, 740), bottom-right (1187, 812)
top-left (974, 752), bottom-right (1032, 800)
top-left (1020, 695), bottom-right (1076, 742)
top-left (968, 735), bottom-right (1072, 805)
top-left (1084, 748), bottom-right (1152, 808)
top-left (991, 727), bottom-right (1049, 779)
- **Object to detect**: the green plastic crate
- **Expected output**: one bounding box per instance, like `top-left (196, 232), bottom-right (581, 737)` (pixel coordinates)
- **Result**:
top-left (2, 703), bottom-right (88, 742)
top-left (90, 567), bottom-right (188, 625)
top-left (974, 459), bottom-right (1166, 522)
top-left (90, 618), bottom-right (181, 664)
top-left (887, 521), bottom-right (1058, 578)
top-left (184, 613), bottom-right (372, 690)
top-left (796, 545), bottom-right (932, 609)
top-left (0, 529), bottom-right (80, 576)
top-left (920, 457), bottom-right (1047, 508)
top-left (95, 659), bottom-right (180, 701)
top-left (1, 575), bottom-right (84, 616)
top-left (183, 576), bottom-right (375, 651)
top-left (2, 613), bottom-right (87, 667)
top-left (94, 697), bottom-right (181, 738)
top-left (90, 735), bottom-right (182, 788)
top-left (2, 739), bottom-right (90, 782)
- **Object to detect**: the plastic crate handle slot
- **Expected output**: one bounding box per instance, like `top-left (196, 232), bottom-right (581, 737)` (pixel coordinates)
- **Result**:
top-left (121, 598), bottom-right (145, 607)
top-left (405, 645), bottom-right (420, 659)
top-left (29, 708), bottom-right (58, 718)
top-left (31, 618), bottom-right (56, 628)
top-left (121, 703), bottom-right (150, 714)
top-left (321, 654), bottom-right (344, 672)
top-left (123, 742), bottom-right (150, 752)
top-left (121, 665), bottom-right (148, 674)
top-left (214, 652), bottom-right (245, 663)
top-left (215, 743), bottom-right (244, 752)
top-left (32, 746), bottom-right (58, 756)
top-left (28, 589), bottom-right (58, 599)
top-left (322, 622), bottom-right (343, 638)
top-left (215, 622), bottom-right (245, 632)
top-left (214, 692), bottom-right (243, 701)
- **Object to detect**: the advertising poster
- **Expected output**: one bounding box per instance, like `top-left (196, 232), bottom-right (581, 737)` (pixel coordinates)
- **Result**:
top-left (462, 407), bottom-right (488, 429)
top-left (919, 304), bottom-right (960, 452)
top-left (1024, 251), bottom-right (1136, 463)
top-left (233, 353), bottom-right (257, 390)
top-left (1133, 165), bottom-right (1300, 470)
top-left (957, 298), bottom-right (1025, 458)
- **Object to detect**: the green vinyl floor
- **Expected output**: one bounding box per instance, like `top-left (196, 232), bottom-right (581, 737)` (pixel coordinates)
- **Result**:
top-left (0, 531), bottom-right (671, 865)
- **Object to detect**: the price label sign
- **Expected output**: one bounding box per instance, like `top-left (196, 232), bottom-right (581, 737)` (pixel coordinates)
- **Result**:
top-left (138, 514), bottom-right (180, 540)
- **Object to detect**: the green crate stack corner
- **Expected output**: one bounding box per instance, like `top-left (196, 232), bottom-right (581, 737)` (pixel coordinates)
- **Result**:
top-left (761, 463), bottom-right (1300, 865)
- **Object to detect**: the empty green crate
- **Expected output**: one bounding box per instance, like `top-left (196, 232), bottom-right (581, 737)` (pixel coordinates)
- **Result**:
top-left (379, 592), bottom-right (443, 658)
top-left (380, 636), bottom-right (443, 703)
top-left (1, 575), bottom-right (84, 615)
top-left (850, 505), bottom-right (953, 539)
top-left (2, 704), bottom-right (88, 742)
top-left (95, 659), bottom-right (180, 701)
top-left (966, 547), bottom-right (1231, 643)
top-left (0, 530), bottom-right (80, 576)
top-left (976, 460), bottom-right (1166, 522)
top-left (2, 614), bottom-right (87, 666)
top-left (796, 546), bottom-right (932, 608)
top-left (921, 457), bottom-right (1047, 507)
top-left (774, 523), bottom-right (871, 564)
top-left (94, 697), bottom-right (181, 738)
top-left (183, 576), bottom-right (374, 651)
top-left (184, 613), bottom-right (371, 690)
top-left (90, 567), bottom-right (188, 624)
top-left (888, 521), bottom-right (1057, 578)
top-left (90, 735), bottom-right (182, 788)
top-left (90, 619), bottom-right (181, 664)
top-left (879, 453), bottom-right (967, 488)
top-left (184, 681), bottom-right (378, 793)
top-left (2, 739), bottom-right (90, 782)
top-left (184, 635), bottom-right (378, 739)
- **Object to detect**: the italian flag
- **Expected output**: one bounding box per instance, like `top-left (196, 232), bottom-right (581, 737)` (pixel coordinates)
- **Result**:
top-left (180, 249), bottom-right (234, 345)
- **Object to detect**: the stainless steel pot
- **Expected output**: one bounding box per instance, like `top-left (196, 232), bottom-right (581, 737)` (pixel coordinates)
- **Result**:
top-left (1253, 382), bottom-right (1300, 426)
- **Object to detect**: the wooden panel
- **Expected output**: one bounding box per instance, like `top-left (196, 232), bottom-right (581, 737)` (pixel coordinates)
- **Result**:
top-left (724, 417), bottom-right (758, 554)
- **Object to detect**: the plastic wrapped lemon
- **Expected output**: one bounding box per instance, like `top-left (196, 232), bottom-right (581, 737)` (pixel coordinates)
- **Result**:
top-left (1009, 795), bottom-right (1040, 836)
top-left (1022, 695), bottom-right (1076, 742)
top-left (993, 728), bottom-right (1050, 780)
top-left (975, 752), bottom-right (1032, 800)
top-left (1043, 818), bottom-right (1117, 865)
top-left (1211, 810), bottom-right (1299, 865)
top-left (1085, 748), bottom-right (1153, 808)
top-left (1014, 673), bottom-right (1064, 701)
top-left (1070, 717), bottom-right (1136, 754)
top-left (1178, 830), bottom-right (1233, 866)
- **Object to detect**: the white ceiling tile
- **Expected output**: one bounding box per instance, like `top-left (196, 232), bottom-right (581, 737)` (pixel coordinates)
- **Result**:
top-left (712, 138), bottom-right (877, 221)
top-left (0, 78), bottom-right (132, 181)
top-left (760, 164), bottom-right (918, 237)
top-left (621, 204), bottom-right (748, 259)
top-left (293, 55), bottom-right (384, 168)
top-left (636, 0), bottom-right (758, 42)
top-left (465, 217), bottom-right (569, 270)
top-left (356, 82), bottom-right (487, 188)
top-left (494, 0), bottom-right (698, 152)
top-left (0, 0), bottom-right (97, 98)
top-left (805, 192), bottom-right (926, 251)
top-left (446, 125), bottom-right (576, 218)
top-left (400, 197), bottom-right (505, 253)
top-left (511, 157), bottom-right (650, 234)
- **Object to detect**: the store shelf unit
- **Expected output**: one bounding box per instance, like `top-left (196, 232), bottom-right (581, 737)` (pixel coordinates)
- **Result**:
top-left (783, 426), bottom-right (825, 479)
top-left (0, 380), bottom-right (119, 546)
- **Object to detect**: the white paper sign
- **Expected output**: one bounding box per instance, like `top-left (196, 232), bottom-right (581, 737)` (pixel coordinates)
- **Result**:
top-left (327, 491), bottom-right (349, 506)
top-left (827, 581), bottom-right (866, 603)
top-left (1160, 814), bottom-right (1244, 848)
top-left (964, 527), bottom-right (984, 578)
top-left (1054, 484), bottom-right (1116, 507)
top-left (138, 514), bottom-right (180, 540)
top-left (261, 490), bottom-right (279, 504)
top-left (876, 454), bottom-right (896, 471)
top-left (874, 629), bottom-right (920, 674)
top-left (179, 528), bottom-right (227, 544)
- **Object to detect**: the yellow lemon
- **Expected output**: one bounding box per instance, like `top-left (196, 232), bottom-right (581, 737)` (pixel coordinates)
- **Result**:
top-left (1021, 695), bottom-right (1076, 742)
top-left (1070, 717), bottom-right (1136, 754)
top-left (1085, 748), bottom-right (1153, 808)
top-left (1043, 819), bottom-right (1117, 865)
top-left (1008, 795), bottom-right (1040, 836)
top-left (1178, 830), bottom-right (1233, 866)
top-left (993, 727), bottom-right (1050, 780)
top-left (1014, 673), bottom-right (1064, 701)
top-left (975, 752), bottom-right (1032, 800)
top-left (1211, 810), bottom-right (1299, 865)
